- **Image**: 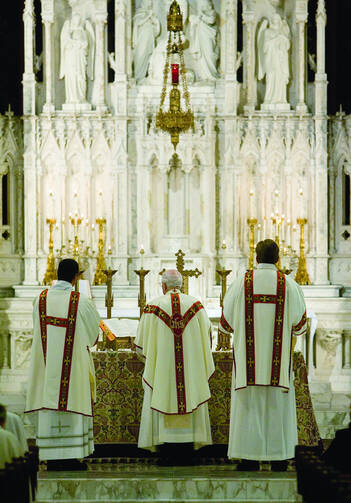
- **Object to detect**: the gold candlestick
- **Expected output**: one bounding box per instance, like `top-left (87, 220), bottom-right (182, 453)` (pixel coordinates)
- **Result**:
top-left (247, 218), bottom-right (257, 270)
top-left (135, 268), bottom-right (150, 318)
top-left (103, 268), bottom-right (118, 319)
top-left (295, 218), bottom-right (311, 285)
top-left (216, 269), bottom-right (232, 308)
top-left (43, 218), bottom-right (58, 285)
top-left (93, 218), bottom-right (107, 285)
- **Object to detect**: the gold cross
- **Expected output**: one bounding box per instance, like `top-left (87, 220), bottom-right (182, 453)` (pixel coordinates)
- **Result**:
top-left (246, 294), bottom-right (253, 302)
top-left (275, 336), bottom-right (281, 345)
top-left (62, 377), bottom-right (68, 387)
top-left (272, 377), bottom-right (278, 385)
top-left (277, 296), bottom-right (284, 304)
top-left (69, 315), bottom-right (75, 324)
top-left (247, 336), bottom-right (253, 346)
top-left (60, 398), bottom-right (66, 408)
top-left (246, 316), bottom-right (253, 325)
top-left (248, 357), bottom-right (254, 367)
top-left (178, 383), bottom-right (184, 390)
top-left (276, 316), bottom-right (283, 325)
top-left (273, 356), bottom-right (280, 366)
top-left (64, 357), bottom-right (70, 366)
top-left (66, 335), bottom-right (73, 344)
top-left (179, 402), bottom-right (185, 411)
top-left (176, 342), bottom-right (181, 351)
top-left (177, 363), bottom-right (182, 371)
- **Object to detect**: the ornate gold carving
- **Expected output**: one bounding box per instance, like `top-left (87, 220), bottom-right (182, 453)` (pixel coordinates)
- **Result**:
top-left (93, 218), bottom-right (107, 285)
top-left (43, 218), bottom-right (58, 285)
top-left (247, 218), bottom-right (257, 270)
top-left (295, 218), bottom-right (311, 285)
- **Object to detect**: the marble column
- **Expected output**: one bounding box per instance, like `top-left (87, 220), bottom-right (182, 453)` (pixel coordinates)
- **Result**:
top-left (23, 0), bottom-right (36, 116)
top-left (296, 18), bottom-right (307, 113)
top-left (95, 15), bottom-right (108, 113)
top-left (23, 135), bottom-right (39, 285)
top-left (343, 330), bottom-right (351, 369)
top-left (42, 18), bottom-right (54, 113)
top-left (315, 0), bottom-right (327, 115)
top-left (243, 9), bottom-right (255, 112)
top-left (221, 0), bottom-right (238, 114)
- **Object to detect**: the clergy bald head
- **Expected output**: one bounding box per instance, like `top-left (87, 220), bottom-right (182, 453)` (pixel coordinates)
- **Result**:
top-left (161, 269), bottom-right (183, 294)
top-left (256, 239), bottom-right (279, 265)
top-left (0, 404), bottom-right (6, 428)
top-left (57, 259), bottom-right (82, 285)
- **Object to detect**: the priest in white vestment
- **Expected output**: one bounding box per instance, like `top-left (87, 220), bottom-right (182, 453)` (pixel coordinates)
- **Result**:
top-left (25, 259), bottom-right (100, 470)
top-left (220, 240), bottom-right (307, 471)
top-left (5, 410), bottom-right (28, 454)
top-left (135, 269), bottom-right (215, 458)
top-left (0, 404), bottom-right (23, 469)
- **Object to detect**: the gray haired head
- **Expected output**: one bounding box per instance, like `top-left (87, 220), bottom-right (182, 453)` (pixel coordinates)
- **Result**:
top-left (161, 269), bottom-right (183, 289)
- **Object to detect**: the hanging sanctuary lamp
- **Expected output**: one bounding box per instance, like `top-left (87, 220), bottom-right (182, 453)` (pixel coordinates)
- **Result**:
top-left (156, 0), bottom-right (194, 166)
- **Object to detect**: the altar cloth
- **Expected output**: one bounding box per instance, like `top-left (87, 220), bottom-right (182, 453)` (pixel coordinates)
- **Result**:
top-left (93, 351), bottom-right (320, 446)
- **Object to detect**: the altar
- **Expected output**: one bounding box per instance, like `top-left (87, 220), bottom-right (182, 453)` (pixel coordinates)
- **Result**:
top-left (92, 350), bottom-right (320, 447)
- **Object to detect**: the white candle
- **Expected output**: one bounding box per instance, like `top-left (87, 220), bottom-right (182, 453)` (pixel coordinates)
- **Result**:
top-left (108, 245), bottom-right (112, 268)
top-left (298, 188), bottom-right (304, 219)
top-left (257, 223), bottom-right (262, 243)
top-left (91, 224), bottom-right (95, 252)
top-left (249, 189), bottom-right (254, 218)
top-left (286, 218), bottom-right (291, 247)
top-left (140, 244), bottom-right (145, 269)
top-left (292, 225), bottom-right (297, 252)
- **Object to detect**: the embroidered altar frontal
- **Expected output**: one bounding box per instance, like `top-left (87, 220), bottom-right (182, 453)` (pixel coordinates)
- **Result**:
top-left (93, 351), bottom-right (320, 446)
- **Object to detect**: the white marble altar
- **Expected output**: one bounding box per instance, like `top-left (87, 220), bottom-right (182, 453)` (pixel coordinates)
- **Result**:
top-left (0, 0), bottom-right (350, 437)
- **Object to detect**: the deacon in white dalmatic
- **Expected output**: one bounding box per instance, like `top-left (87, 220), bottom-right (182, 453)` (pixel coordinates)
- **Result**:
top-left (25, 259), bottom-right (100, 469)
top-left (135, 269), bottom-right (214, 454)
top-left (219, 240), bottom-right (307, 471)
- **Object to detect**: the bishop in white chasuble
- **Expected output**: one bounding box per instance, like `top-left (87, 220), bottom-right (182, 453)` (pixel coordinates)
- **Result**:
top-left (220, 240), bottom-right (307, 463)
top-left (135, 270), bottom-right (215, 452)
top-left (25, 259), bottom-right (100, 461)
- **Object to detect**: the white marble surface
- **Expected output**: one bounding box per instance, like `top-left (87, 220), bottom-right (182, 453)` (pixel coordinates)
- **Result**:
top-left (36, 467), bottom-right (301, 502)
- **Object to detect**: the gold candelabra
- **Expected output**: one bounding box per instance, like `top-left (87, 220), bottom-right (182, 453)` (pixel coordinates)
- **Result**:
top-left (247, 218), bottom-right (258, 270)
top-left (295, 218), bottom-right (311, 285)
top-left (43, 218), bottom-right (58, 285)
top-left (93, 218), bottom-right (107, 285)
top-left (135, 268), bottom-right (150, 318)
top-left (156, 1), bottom-right (194, 166)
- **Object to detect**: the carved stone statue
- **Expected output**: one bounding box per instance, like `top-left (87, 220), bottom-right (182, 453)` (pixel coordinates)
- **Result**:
top-left (59, 13), bottom-right (95, 107)
top-left (133, 0), bottom-right (160, 83)
top-left (257, 13), bottom-right (290, 108)
top-left (188, 0), bottom-right (218, 82)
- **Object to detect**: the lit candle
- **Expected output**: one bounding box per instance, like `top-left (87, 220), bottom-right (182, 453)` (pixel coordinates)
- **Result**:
top-left (281, 214), bottom-right (286, 242)
top-left (140, 244), bottom-right (145, 269)
top-left (61, 217), bottom-right (65, 249)
top-left (286, 218), bottom-right (291, 247)
top-left (171, 63), bottom-right (179, 84)
top-left (49, 190), bottom-right (54, 216)
top-left (298, 188), bottom-right (304, 219)
top-left (257, 223), bottom-right (262, 242)
top-left (263, 216), bottom-right (267, 239)
top-left (91, 224), bottom-right (95, 251)
top-left (249, 189), bottom-right (254, 218)
top-left (221, 239), bottom-right (227, 250)
top-left (292, 224), bottom-right (297, 252)
top-left (108, 245), bottom-right (112, 268)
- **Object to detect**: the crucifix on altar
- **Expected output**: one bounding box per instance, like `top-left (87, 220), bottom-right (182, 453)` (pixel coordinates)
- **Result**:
top-left (160, 250), bottom-right (202, 295)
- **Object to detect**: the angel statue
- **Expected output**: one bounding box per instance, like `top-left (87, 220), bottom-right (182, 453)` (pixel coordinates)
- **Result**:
top-left (257, 13), bottom-right (290, 105)
top-left (59, 13), bottom-right (95, 105)
top-left (188, 0), bottom-right (218, 82)
top-left (133, 0), bottom-right (160, 83)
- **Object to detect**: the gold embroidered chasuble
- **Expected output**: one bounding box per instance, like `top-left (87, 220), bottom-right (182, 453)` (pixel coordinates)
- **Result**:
top-left (25, 285), bottom-right (100, 417)
top-left (135, 289), bottom-right (215, 415)
top-left (220, 264), bottom-right (307, 391)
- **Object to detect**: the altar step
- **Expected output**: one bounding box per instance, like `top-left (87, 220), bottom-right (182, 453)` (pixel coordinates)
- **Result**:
top-left (36, 465), bottom-right (302, 503)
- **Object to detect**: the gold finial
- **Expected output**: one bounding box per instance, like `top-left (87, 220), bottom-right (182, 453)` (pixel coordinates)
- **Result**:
top-left (167, 1), bottom-right (183, 32)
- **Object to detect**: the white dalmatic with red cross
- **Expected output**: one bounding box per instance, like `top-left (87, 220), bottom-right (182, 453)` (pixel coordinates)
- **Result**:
top-left (25, 281), bottom-right (100, 460)
top-left (135, 288), bottom-right (215, 452)
top-left (219, 264), bottom-right (307, 461)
